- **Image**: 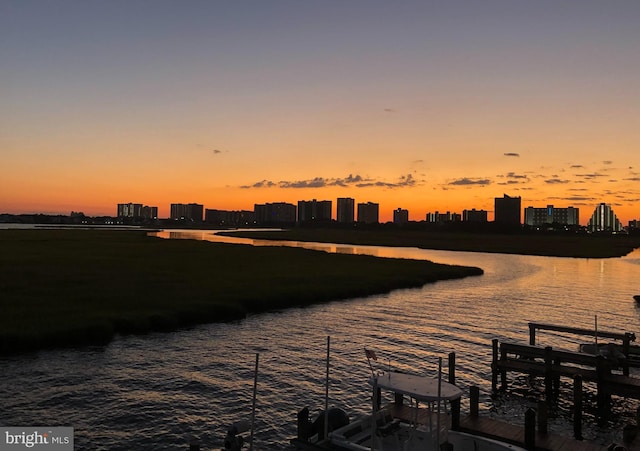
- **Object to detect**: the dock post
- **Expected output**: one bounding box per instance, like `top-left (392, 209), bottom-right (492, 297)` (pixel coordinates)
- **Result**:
top-left (491, 339), bottom-right (499, 393)
top-left (500, 343), bottom-right (507, 392)
top-left (573, 375), bottom-right (583, 440)
top-left (537, 400), bottom-right (548, 434)
top-left (448, 351), bottom-right (461, 431)
top-left (596, 355), bottom-right (611, 423)
top-left (470, 386), bottom-right (479, 418)
top-left (451, 397), bottom-right (460, 431)
top-left (448, 352), bottom-right (455, 385)
top-left (524, 408), bottom-right (536, 451)
top-left (394, 391), bottom-right (403, 406)
top-left (623, 333), bottom-right (633, 376)
top-left (297, 407), bottom-right (310, 441)
top-left (544, 346), bottom-right (554, 404)
top-left (529, 323), bottom-right (536, 345)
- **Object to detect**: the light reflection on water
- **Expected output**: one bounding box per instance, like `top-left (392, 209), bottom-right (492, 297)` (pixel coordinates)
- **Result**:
top-left (1, 229), bottom-right (640, 450)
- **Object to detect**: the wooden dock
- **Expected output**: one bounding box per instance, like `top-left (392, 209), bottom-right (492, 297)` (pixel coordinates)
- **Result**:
top-left (491, 336), bottom-right (640, 420)
top-left (459, 415), bottom-right (609, 451)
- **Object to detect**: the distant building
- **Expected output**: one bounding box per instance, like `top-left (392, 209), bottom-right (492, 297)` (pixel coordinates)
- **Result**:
top-left (118, 203), bottom-right (142, 218)
top-left (524, 205), bottom-right (579, 227)
top-left (462, 209), bottom-right (488, 222)
top-left (357, 202), bottom-right (379, 224)
top-left (297, 199), bottom-right (332, 223)
top-left (205, 209), bottom-right (255, 226)
top-left (170, 203), bottom-right (203, 222)
top-left (254, 202), bottom-right (296, 225)
top-left (587, 203), bottom-right (623, 232)
top-left (393, 208), bottom-right (409, 224)
top-left (117, 203), bottom-right (157, 219)
top-left (426, 211), bottom-right (460, 223)
top-left (494, 194), bottom-right (521, 225)
top-left (336, 197), bottom-right (355, 223)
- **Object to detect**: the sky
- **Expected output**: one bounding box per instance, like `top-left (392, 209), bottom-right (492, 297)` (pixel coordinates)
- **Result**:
top-left (1, 1), bottom-right (639, 224)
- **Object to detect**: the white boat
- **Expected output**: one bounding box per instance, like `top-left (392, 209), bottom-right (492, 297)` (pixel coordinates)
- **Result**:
top-left (327, 370), bottom-right (526, 451)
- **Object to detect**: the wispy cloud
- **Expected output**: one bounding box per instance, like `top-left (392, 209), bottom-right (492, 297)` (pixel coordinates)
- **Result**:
top-left (575, 172), bottom-right (606, 180)
top-left (545, 178), bottom-right (570, 184)
top-left (241, 173), bottom-right (419, 189)
top-left (503, 152), bottom-right (520, 157)
top-left (448, 177), bottom-right (491, 186)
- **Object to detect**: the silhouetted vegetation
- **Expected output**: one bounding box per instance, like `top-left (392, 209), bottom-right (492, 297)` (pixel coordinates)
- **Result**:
top-left (0, 229), bottom-right (482, 354)
top-left (222, 227), bottom-right (640, 258)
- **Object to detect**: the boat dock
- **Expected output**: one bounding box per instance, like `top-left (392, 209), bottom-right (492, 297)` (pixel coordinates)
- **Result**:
top-left (458, 415), bottom-right (608, 451)
top-left (492, 322), bottom-right (640, 422)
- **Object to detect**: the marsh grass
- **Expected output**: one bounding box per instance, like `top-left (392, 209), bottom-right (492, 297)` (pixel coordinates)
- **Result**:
top-left (0, 229), bottom-right (482, 353)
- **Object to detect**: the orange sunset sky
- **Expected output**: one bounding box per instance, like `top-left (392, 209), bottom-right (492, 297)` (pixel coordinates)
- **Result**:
top-left (1, 1), bottom-right (639, 224)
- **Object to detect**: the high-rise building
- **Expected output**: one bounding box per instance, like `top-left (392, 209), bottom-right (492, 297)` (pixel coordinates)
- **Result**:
top-left (254, 202), bottom-right (296, 224)
top-left (494, 194), bottom-right (521, 225)
top-left (205, 209), bottom-right (254, 226)
top-left (463, 209), bottom-right (488, 222)
top-left (117, 203), bottom-right (157, 219)
top-left (357, 202), bottom-right (379, 224)
top-left (587, 203), bottom-right (623, 232)
top-left (297, 199), bottom-right (332, 223)
top-left (426, 211), bottom-right (460, 223)
top-left (393, 208), bottom-right (409, 224)
top-left (524, 205), bottom-right (579, 226)
top-left (337, 198), bottom-right (355, 223)
top-left (170, 203), bottom-right (203, 221)
top-left (118, 203), bottom-right (142, 218)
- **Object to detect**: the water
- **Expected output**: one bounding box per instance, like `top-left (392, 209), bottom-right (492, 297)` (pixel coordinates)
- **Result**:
top-left (2, 229), bottom-right (640, 450)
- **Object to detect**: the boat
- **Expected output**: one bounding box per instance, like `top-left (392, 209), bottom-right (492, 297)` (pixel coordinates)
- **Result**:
top-left (326, 370), bottom-right (525, 451)
top-left (292, 352), bottom-right (526, 451)
top-left (579, 342), bottom-right (627, 366)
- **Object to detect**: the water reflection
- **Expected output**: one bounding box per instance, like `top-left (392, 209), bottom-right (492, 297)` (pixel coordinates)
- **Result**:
top-left (2, 229), bottom-right (640, 450)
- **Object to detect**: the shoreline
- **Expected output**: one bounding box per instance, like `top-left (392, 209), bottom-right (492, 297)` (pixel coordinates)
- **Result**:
top-left (220, 228), bottom-right (640, 258)
top-left (0, 229), bottom-right (482, 355)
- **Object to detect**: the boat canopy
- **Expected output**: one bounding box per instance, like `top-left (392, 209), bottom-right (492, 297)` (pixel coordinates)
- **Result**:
top-left (371, 371), bottom-right (462, 402)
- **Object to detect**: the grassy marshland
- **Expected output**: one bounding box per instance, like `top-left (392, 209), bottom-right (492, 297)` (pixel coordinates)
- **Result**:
top-left (222, 228), bottom-right (640, 258)
top-left (0, 229), bottom-right (482, 354)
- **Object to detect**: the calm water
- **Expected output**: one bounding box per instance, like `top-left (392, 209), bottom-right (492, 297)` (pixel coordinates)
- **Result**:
top-left (2, 229), bottom-right (640, 450)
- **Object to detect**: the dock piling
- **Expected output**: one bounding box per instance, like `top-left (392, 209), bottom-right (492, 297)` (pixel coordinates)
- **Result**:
top-left (524, 408), bottom-right (536, 451)
top-left (537, 400), bottom-right (547, 434)
top-left (470, 385), bottom-right (479, 418)
top-left (573, 375), bottom-right (583, 440)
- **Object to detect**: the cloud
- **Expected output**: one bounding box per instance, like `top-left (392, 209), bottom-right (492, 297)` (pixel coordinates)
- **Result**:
top-left (503, 152), bottom-right (520, 157)
top-left (280, 177), bottom-right (328, 188)
top-left (570, 165), bottom-right (584, 169)
top-left (356, 174), bottom-right (417, 188)
top-left (240, 180), bottom-right (276, 188)
top-left (625, 177), bottom-right (640, 182)
top-left (448, 177), bottom-right (491, 186)
top-left (545, 178), bottom-right (570, 184)
top-left (240, 173), bottom-right (419, 190)
top-left (575, 172), bottom-right (606, 180)
top-left (212, 149), bottom-right (222, 154)
top-left (602, 160), bottom-right (613, 165)
top-left (384, 108), bottom-right (396, 113)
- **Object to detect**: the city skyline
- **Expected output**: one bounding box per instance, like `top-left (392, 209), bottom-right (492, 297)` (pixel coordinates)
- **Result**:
top-left (2, 2), bottom-right (639, 224)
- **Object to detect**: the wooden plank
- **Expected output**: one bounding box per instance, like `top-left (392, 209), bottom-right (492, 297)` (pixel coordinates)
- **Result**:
top-left (459, 415), bottom-right (609, 451)
top-left (529, 322), bottom-right (635, 342)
